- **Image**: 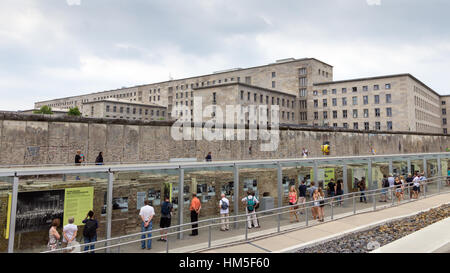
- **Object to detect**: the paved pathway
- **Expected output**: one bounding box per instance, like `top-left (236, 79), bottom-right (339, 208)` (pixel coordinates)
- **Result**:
top-left (201, 192), bottom-right (450, 253)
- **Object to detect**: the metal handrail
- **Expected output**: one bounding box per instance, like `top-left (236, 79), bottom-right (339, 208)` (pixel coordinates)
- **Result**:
top-left (2, 151), bottom-right (449, 176)
top-left (42, 176), bottom-right (447, 253)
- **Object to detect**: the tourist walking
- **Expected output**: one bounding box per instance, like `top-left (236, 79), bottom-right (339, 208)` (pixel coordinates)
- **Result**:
top-left (82, 210), bottom-right (98, 253)
top-left (189, 193), bottom-right (201, 236)
top-left (327, 179), bottom-right (336, 198)
top-left (62, 217), bottom-right (78, 253)
top-left (242, 191), bottom-right (259, 229)
top-left (312, 189), bottom-right (320, 221)
top-left (48, 218), bottom-right (61, 251)
top-left (394, 177), bottom-right (403, 204)
top-left (358, 177), bottom-right (367, 203)
top-left (139, 200), bottom-right (155, 249)
top-left (205, 152), bottom-right (212, 162)
top-left (302, 148), bottom-right (309, 158)
top-left (406, 174), bottom-right (414, 199)
top-left (75, 150), bottom-right (84, 165)
top-left (388, 174), bottom-right (395, 200)
top-left (298, 180), bottom-right (307, 213)
top-left (159, 196), bottom-right (172, 241)
top-left (413, 175), bottom-right (421, 199)
top-left (95, 152), bottom-right (104, 165)
top-left (335, 179), bottom-right (344, 206)
top-left (308, 181), bottom-right (318, 219)
top-left (288, 185), bottom-right (299, 222)
top-left (318, 188), bottom-right (325, 222)
top-left (219, 193), bottom-right (230, 231)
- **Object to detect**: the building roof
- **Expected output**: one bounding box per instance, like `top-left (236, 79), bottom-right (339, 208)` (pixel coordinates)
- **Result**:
top-left (35, 57), bottom-right (331, 103)
top-left (193, 82), bottom-right (297, 97)
top-left (82, 98), bottom-right (166, 108)
top-left (313, 73), bottom-right (441, 98)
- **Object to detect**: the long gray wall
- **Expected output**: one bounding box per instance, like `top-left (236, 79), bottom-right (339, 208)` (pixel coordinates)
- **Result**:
top-left (1, 112), bottom-right (449, 166)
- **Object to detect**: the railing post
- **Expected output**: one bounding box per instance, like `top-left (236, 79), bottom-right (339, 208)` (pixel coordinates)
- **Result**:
top-left (277, 207), bottom-right (280, 233)
top-left (353, 193), bottom-right (356, 214)
top-left (331, 199), bottom-right (334, 220)
top-left (245, 215), bottom-right (248, 241)
top-left (437, 156), bottom-right (442, 177)
top-left (233, 164), bottom-right (239, 229)
top-left (305, 202), bottom-right (309, 227)
top-left (106, 170), bottom-right (114, 253)
top-left (373, 191), bottom-right (376, 211)
top-left (166, 231), bottom-right (169, 253)
top-left (368, 159), bottom-right (373, 203)
top-left (208, 220), bottom-right (212, 248)
top-left (8, 175), bottom-right (19, 253)
top-left (391, 188), bottom-right (395, 206)
top-left (177, 167), bottom-right (184, 240)
top-left (343, 164), bottom-right (348, 207)
top-left (277, 162), bottom-right (282, 223)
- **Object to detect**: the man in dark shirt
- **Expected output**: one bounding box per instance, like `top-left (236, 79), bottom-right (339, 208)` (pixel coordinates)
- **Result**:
top-left (298, 180), bottom-right (307, 214)
top-left (205, 152), bottom-right (212, 162)
top-left (358, 177), bottom-right (367, 203)
top-left (327, 179), bottom-right (336, 198)
top-left (159, 196), bottom-right (173, 241)
top-left (75, 150), bottom-right (83, 165)
top-left (82, 210), bottom-right (98, 253)
top-left (406, 173), bottom-right (414, 198)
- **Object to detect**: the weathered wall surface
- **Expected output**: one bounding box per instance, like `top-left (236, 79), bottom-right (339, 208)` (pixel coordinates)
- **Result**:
top-left (0, 113), bottom-right (449, 166)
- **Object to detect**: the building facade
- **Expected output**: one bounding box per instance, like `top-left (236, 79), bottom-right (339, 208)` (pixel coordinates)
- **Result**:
top-left (82, 99), bottom-right (167, 121)
top-left (34, 57), bottom-right (447, 134)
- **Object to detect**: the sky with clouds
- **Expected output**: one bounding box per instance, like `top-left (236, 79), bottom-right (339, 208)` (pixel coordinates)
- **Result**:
top-left (0, 0), bottom-right (449, 111)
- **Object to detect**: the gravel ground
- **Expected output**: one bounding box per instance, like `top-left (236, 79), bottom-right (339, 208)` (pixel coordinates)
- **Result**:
top-left (296, 204), bottom-right (450, 253)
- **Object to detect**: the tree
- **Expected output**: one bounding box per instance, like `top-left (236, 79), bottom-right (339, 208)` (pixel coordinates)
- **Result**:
top-left (33, 105), bottom-right (53, 114)
top-left (68, 107), bottom-right (81, 116)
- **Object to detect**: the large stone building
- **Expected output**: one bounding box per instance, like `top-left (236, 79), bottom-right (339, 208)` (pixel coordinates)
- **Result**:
top-left (82, 99), bottom-right (167, 121)
top-left (34, 57), bottom-right (448, 133)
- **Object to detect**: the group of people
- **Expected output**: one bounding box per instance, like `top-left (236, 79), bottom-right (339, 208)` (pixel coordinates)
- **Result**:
top-left (75, 151), bottom-right (104, 165)
top-left (287, 179), bottom-right (345, 223)
top-left (380, 172), bottom-right (427, 203)
top-left (47, 210), bottom-right (98, 253)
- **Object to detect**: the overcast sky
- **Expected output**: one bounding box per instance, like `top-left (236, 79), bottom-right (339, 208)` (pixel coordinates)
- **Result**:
top-left (0, 0), bottom-right (449, 111)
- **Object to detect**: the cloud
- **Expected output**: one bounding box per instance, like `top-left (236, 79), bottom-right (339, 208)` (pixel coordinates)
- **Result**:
top-left (66, 0), bottom-right (81, 6)
top-left (0, 0), bottom-right (449, 111)
top-left (366, 0), bottom-right (381, 5)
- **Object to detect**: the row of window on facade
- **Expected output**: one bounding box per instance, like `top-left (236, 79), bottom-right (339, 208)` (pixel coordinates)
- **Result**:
top-left (174, 108), bottom-right (295, 121)
top-left (315, 121), bottom-right (393, 131)
top-left (149, 95), bottom-right (161, 102)
top-left (171, 76), bottom-right (249, 92)
top-left (93, 92), bottom-right (138, 101)
top-left (239, 90), bottom-right (295, 108)
top-left (314, 94), bottom-right (392, 108)
top-left (104, 105), bottom-right (165, 117)
top-left (414, 86), bottom-right (439, 106)
top-left (313, 84), bottom-right (391, 96)
top-left (313, 108), bottom-right (393, 120)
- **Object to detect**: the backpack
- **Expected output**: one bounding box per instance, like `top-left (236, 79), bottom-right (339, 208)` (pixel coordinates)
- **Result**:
top-left (83, 219), bottom-right (97, 238)
top-left (221, 199), bottom-right (229, 210)
top-left (247, 197), bottom-right (256, 212)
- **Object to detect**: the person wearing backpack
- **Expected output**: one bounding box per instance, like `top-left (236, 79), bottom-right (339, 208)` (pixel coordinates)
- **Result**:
top-left (380, 175), bottom-right (389, 202)
top-left (241, 191), bottom-right (259, 229)
top-left (159, 196), bottom-right (173, 241)
top-left (82, 210), bottom-right (98, 253)
top-left (219, 193), bottom-right (230, 231)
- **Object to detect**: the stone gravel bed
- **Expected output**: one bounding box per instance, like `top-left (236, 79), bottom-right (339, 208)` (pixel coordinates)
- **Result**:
top-left (296, 204), bottom-right (450, 253)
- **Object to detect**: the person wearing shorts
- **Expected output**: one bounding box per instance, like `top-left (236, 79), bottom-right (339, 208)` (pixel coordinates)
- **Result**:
top-left (159, 196), bottom-right (173, 241)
